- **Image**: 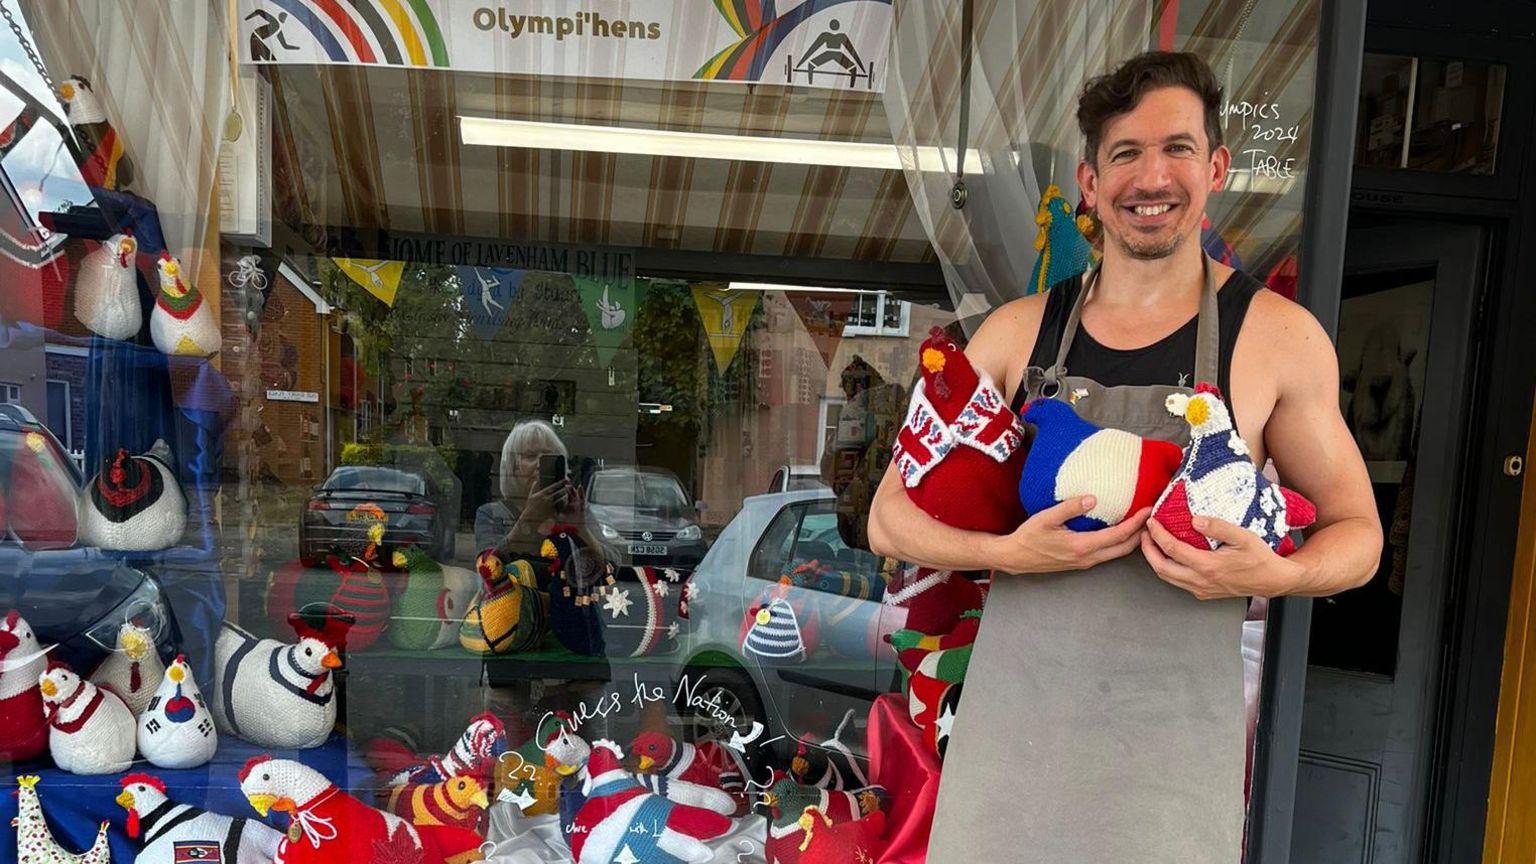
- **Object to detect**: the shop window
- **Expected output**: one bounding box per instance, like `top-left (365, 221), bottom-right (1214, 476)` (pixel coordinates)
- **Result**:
top-left (1355, 53), bottom-right (1505, 174)
top-left (845, 291), bottom-right (910, 336)
top-left (0, 381), bottom-right (19, 404)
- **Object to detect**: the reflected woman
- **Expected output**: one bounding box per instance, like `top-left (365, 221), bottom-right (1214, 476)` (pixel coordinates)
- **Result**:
top-left (474, 419), bottom-right (585, 559)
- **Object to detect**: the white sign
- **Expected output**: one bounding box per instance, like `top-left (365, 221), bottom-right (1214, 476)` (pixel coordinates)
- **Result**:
top-left (267, 389), bottom-right (320, 403)
top-left (238, 0), bottom-right (891, 91)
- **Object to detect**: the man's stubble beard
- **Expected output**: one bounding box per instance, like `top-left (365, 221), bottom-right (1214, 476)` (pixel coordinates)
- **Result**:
top-left (1110, 223), bottom-right (1186, 261)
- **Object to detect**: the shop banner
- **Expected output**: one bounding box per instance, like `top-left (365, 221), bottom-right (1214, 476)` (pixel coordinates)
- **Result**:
top-left (333, 257), bottom-right (403, 306)
top-left (457, 265), bottom-right (523, 341)
top-left (238, 0), bottom-right (891, 91)
top-left (573, 274), bottom-right (640, 366)
top-left (692, 285), bottom-right (759, 373)
top-left (785, 292), bottom-right (853, 368)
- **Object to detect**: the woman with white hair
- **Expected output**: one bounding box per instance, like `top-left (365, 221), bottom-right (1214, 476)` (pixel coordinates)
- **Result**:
top-left (473, 419), bottom-right (583, 557)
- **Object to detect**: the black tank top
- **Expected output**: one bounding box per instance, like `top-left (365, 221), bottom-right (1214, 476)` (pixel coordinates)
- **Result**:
top-left (1009, 269), bottom-right (1265, 413)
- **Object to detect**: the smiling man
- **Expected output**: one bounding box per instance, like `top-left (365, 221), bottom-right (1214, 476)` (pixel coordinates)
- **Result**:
top-left (867, 52), bottom-right (1381, 861)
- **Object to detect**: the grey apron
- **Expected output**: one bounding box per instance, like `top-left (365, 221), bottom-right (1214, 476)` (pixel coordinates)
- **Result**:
top-left (927, 259), bottom-right (1247, 863)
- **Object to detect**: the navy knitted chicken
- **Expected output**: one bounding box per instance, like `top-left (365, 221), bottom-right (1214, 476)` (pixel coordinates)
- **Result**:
top-left (1017, 397), bottom-right (1184, 530)
top-left (542, 526), bottom-right (611, 655)
top-left (1153, 383), bottom-right (1317, 555)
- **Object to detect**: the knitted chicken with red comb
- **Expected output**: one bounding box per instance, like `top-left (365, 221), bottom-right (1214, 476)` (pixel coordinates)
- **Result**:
top-left (892, 327), bottom-right (1027, 534)
top-left (1153, 383), bottom-right (1318, 555)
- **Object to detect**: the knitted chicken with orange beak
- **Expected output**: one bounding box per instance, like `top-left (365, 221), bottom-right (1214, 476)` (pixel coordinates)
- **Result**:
top-left (210, 612), bottom-right (352, 750)
top-left (892, 327), bottom-right (1027, 534)
top-left (58, 75), bottom-right (134, 192)
top-left (150, 253), bottom-right (220, 357)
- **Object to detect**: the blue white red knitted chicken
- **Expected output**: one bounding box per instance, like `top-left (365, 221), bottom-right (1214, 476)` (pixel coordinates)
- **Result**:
top-left (1017, 398), bottom-right (1185, 530)
top-left (1153, 383), bottom-right (1318, 555)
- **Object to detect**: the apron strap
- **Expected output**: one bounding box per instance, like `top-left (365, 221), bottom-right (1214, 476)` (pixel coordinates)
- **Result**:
top-left (1046, 254), bottom-right (1221, 391)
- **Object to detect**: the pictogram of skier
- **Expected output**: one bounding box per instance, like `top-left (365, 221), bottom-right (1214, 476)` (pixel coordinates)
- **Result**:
top-left (246, 10), bottom-right (298, 62)
top-left (792, 19), bottom-right (867, 87)
top-left (475, 269), bottom-right (505, 315)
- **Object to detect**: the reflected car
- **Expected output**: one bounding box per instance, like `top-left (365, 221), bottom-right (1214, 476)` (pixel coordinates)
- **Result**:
top-left (299, 466), bottom-right (453, 564)
top-left (767, 464), bottom-right (827, 493)
top-left (672, 490), bottom-right (903, 758)
top-left (585, 466), bottom-right (708, 570)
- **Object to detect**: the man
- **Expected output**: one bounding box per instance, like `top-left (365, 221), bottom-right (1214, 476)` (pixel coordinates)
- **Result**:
top-left (867, 51), bottom-right (1380, 861)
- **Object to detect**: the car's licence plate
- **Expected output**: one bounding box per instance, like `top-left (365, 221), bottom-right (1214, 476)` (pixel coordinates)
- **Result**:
top-left (629, 544), bottom-right (667, 556)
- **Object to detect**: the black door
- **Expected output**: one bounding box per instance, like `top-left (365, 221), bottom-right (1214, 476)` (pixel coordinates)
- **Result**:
top-left (1290, 222), bottom-right (1483, 862)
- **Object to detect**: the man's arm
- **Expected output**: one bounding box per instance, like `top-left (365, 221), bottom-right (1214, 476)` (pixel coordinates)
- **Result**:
top-left (1142, 295), bottom-right (1382, 598)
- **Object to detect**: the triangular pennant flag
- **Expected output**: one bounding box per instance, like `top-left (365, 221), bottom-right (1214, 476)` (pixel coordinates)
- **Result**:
top-left (785, 292), bottom-right (853, 368)
top-left (458, 265), bottom-right (523, 341)
top-left (333, 258), bottom-right (403, 306)
top-left (573, 274), bottom-right (640, 366)
top-left (692, 285), bottom-right (759, 373)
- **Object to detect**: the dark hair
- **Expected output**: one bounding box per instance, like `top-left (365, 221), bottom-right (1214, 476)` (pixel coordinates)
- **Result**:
top-left (1077, 51), bottom-right (1224, 165)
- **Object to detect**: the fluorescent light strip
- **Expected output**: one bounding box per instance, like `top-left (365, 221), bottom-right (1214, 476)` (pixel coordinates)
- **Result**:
top-left (727, 281), bottom-right (884, 295)
top-left (460, 116), bottom-right (975, 171)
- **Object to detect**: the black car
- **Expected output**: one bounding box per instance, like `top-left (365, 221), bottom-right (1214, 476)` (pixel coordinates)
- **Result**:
top-left (585, 466), bottom-right (708, 570)
top-left (299, 466), bottom-right (453, 564)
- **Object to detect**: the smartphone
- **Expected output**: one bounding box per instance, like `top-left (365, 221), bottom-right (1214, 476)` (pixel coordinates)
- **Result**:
top-left (537, 454), bottom-right (568, 492)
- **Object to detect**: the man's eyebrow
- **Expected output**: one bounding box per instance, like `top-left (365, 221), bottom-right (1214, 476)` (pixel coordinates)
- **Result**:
top-left (1104, 132), bottom-right (1201, 151)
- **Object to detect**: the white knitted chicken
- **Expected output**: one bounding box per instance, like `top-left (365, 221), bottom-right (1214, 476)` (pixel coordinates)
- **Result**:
top-left (39, 664), bottom-right (135, 775)
top-left (77, 442), bottom-right (186, 553)
top-left (88, 620), bottom-right (163, 717)
top-left (210, 615), bottom-right (349, 749)
top-left (72, 233), bottom-right (140, 340)
top-left (117, 773), bottom-right (283, 864)
top-left (0, 610), bottom-right (49, 763)
top-left (14, 775), bottom-right (111, 864)
top-left (149, 253), bottom-right (220, 357)
top-left (137, 654), bottom-right (217, 769)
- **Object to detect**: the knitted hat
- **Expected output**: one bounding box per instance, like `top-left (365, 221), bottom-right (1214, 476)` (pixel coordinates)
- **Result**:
top-left (288, 604), bottom-right (356, 651)
top-left (740, 580), bottom-right (820, 665)
top-left (77, 441), bottom-right (187, 551)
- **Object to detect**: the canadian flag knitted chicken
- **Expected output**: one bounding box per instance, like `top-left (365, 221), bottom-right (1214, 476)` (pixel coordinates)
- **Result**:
top-left (566, 740), bottom-right (735, 864)
top-left (117, 774), bottom-right (283, 864)
top-left (0, 610), bottom-right (48, 763)
top-left (238, 756), bottom-right (484, 864)
top-left (1153, 384), bottom-right (1318, 555)
top-left (210, 613), bottom-right (351, 749)
top-left (150, 253), bottom-right (220, 357)
top-left (1017, 397), bottom-right (1185, 530)
top-left (40, 664), bottom-right (135, 775)
top-left (892, 327), bottom-right (1027, 534)
top-left (72, 233), bottom-right (140, 340)
top-left (136, 654), bottom-right (217, 769)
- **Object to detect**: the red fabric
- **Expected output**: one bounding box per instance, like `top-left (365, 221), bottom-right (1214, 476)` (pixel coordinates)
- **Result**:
top-left (0, 685), bottom-right (47, 761)
top-left (869, 694), bottom-right (940, 864)
top-left (883, 567), bottom-right (984, 637)
top-left (1132, 438), bottom-right (1185, 512)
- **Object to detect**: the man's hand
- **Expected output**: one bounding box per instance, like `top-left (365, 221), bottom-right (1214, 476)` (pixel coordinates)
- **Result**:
top-left (1141, 516), bottom-right (1306, 599)
top-left (989, 497), bottom-right (1150, 575)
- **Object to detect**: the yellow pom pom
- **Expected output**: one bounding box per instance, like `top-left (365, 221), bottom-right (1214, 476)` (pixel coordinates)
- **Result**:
top-left (920, 347), bottom-right (946, 374)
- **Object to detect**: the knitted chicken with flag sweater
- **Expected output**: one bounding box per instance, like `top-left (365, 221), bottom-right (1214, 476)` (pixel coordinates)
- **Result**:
top-left (150, 253), bottom-right (220, 357)
top-left (1154, 384), bottom-right (1318, 555)
top-left (136, 654), bottom-right (217, 770)
top-left (1017, 397), bottom-right (1185, 530)
top-left (565, 740), bottom-right (735, 864)
top-left (117, 773), bottom-right (283, 864)
top-left (892, 327), bottom-right (1027, 535)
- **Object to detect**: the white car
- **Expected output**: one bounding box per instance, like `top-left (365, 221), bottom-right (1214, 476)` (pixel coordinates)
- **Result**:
top-left (671, 489), bottom-right (903, 760)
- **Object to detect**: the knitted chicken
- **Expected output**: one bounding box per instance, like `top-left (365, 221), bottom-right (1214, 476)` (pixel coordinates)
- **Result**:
top-left (150, 253), bottom-right (220, 357)
top-left (318, 549), bottom-right (392, 651)
top-left (740, 578), bottom-right (819, 664)
top-left (5, 428), bottom-right (78, 550)
top-left (383, 711), bottom-right (508, 789)
top-left (491, 732), bottom-right (562, 817)
top-left (880, 563), bottom-right (985, 639)
top-left (0, 610), bottom-right (48, 763)
top-left (238, 756), bottom-right (484, 864)
top-left (1027, 184), bottom-right (1094, 296)
top-left (891, 611), bottom-right (981, 760)
top-left (458, 549), bottom-right (548, 655)
top-left (566, 740), bottom-right (735, 864)
top-left (630, 732), bottom-right (748, 814)
top-left (14, 776), bottom-right (111, 864)
top-left (892, 327), bottom-right (1027, 534)
top-left (1154, 384), bottom-right (1318, 555)
top-left (786, 709), bottom-right (868, 791)
top-left (72, 233), bottom-right (140, 340)
top-left (384, 775), bottom-right (489, 830)
top-left (1017, 397), bottom-right (1185, 531)
top-left (390, 545), bottom-right (477, 651)
top-left (77, 442), bottom-right (187, 552)
top-left (541, 528), bottom-right (613, 655)
top-left (210, 612), bottom-right (351, 749)
top-left (759, 773), bottom-right (888, 864)
top-left (39, 663), bottom-right (135, 775)
top-left (88, 620), bottom-right (164, 716)
top-left (58, 76), bottom-right (134, 191)
top-left (137, 654), bottom-right (217, 769)
top-left (117, 774), bottom-right (283, 864)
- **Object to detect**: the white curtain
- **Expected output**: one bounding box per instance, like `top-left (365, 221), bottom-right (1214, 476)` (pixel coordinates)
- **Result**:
top-left (23, 0), bottom-right (232, 270)
top-left (883, 0), bottom-right (1152, 329)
